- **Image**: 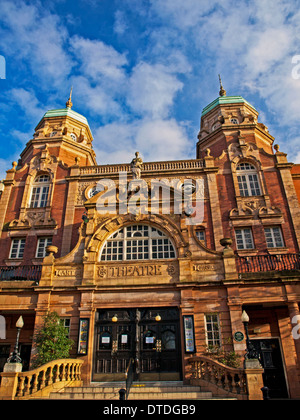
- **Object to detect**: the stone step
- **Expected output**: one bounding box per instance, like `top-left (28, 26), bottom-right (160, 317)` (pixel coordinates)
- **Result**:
top-left (66, 385), bottom-right (202, 394)
top-left (48, 381), bottom-right (237, 400)
top-left (48, 381), bottom-right (215, 400)
top-left (49, 390), bottom-right (213, 400)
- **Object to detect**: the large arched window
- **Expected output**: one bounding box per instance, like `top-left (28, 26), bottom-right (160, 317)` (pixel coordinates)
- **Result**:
top-left (236, 163), bottom-right (261, 197)
top-left (30, 174), bottom-right (50, 208)
top-left (100, 224), bottom-right (176, 261)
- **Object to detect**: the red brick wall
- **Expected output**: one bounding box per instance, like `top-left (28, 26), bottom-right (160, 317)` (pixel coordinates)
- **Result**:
top-left (292, 164), bottom-right (300, 203)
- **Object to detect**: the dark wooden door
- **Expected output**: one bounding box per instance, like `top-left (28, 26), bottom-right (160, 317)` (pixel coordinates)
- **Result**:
top-left (251, 338), bottom-right (288, 399)
top-left (93, 309), bottom-right (136, 381)
top-left (93, 307), bottom-right (181, 382)
top-left (139, 308), bottom-right (181, 380)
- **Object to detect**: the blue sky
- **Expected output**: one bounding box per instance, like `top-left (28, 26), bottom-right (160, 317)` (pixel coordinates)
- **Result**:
top-left (1, 0), bottom-right (300, 180)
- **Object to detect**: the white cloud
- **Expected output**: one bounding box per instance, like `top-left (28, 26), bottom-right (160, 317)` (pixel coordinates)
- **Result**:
top-left (295, 151), bottom-right (300, 164)
top-left (149, 0), bottom-right (220, 29)
top-left (9, 88), bottom-right (44, 123)
top-left (0, 158), bottom-right (11, 182)
top-left (71, 76), bottom-right (122, 119)
top-left (0, 1), bottom-right (72, 85)
top-left (1, 0), bottom-right (300, 168)
top-left (127, 62), bottom-right (183, 119)
top-left (70, 36), bottom-right (128, 82)
top-left (135, 119), bottom-right (192, 161)
top-left (114, 10), bottom-right (128, 35)
top-left (93, 118), bottom-right (192, 165)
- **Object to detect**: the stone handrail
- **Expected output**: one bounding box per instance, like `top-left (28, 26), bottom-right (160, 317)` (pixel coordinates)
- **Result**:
top-left (188, 356), bottom-right (248, 399)
top-left (0, 359), bottom-right (83, 400)
top-left (79, 159), bottom-right (204, 175)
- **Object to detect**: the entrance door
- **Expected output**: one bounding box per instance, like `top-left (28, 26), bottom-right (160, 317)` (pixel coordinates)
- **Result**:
top-left (94, 309), bottom-right (136, 381)
top-left (139, 308), bottom-right (181, 381)
top-left (93, 307), bottom-right (181, 382)
top-left (251, 338), bottom-right (288, 399)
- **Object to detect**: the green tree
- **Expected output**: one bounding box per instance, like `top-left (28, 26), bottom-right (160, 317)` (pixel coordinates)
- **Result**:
top-left (31, 311), bottom-right (74, 368)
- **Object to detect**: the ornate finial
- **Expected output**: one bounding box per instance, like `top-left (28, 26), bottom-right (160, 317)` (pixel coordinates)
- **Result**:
top-left (218, 74), bottom-right (226, 97)
top-left (66, 86), bottom-right (73, 109)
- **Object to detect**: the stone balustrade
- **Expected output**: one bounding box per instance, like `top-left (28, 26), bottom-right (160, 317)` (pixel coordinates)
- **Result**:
top-left (0, 359), bottom-right (83, 400)
top-left (79, 159), bottom-right (204, 175)
top-left (188, 355), bottom-right (263, 400)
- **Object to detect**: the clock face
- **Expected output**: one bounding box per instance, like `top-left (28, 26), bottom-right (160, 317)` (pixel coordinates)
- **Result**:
top-left (70, 133), bottom-right (77, 141)
top-left (88, 186), bottom-right (99, 198)
top-left (87, 183), bottom-right (106, 198)
top-left (50, 131), bottom-right (57, 137)
top-left (181, 181), bottom-right (196, 195)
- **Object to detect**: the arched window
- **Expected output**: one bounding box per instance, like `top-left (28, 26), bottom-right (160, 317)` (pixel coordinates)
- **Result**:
top-left (236, 163), bottom-right (261, 197)
top-left (30, 174), bottom-right (50, 208)
top-left (100, 224), bottom-right (176, 261)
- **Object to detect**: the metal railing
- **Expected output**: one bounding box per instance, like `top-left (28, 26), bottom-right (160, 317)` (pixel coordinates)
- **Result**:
top-left (0, 265), bottom-right (42, 282)
top-left (236, 253), bottom-right (300, 273)
top-left (119, 358), bottom-right (135, 400)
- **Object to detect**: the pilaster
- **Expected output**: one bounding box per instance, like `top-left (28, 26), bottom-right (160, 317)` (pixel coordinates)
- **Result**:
top-left (275, 148), bottom-right (300, 249)
top-left (0, 163), bottom-right (17, 233)
top-left (204, 155), bottom-right (223, 251)
top-left (61, 165), bottom-right (80, 256)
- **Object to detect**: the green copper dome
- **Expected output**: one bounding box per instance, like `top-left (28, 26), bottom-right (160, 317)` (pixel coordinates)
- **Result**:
top-left (42, 108), bottom-right (90, 128)
top-left (201, 96), bottom-right (257, 117)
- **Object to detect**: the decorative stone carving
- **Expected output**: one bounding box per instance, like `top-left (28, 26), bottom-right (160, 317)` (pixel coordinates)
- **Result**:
top-left (8, 209), bottom-right (57, 230)
top-left (130, 151), bottom-right (143, 179)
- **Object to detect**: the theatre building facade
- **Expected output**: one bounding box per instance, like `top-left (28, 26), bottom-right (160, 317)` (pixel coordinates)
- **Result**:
top-left (0, 87), bottom-right (300, 399)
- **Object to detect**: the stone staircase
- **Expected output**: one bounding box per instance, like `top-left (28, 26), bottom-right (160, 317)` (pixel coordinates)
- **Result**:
top-left (48, 381), bottom-right (235, 400)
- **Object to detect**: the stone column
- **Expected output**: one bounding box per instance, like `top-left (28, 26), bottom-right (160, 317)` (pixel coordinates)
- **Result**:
top-left (275, 148), bottom-right (300, 249)
top-left (61, 165), bottom-right (80, 256)
top-left (244, 365), bottom-right (264, 400)
top-left (204, 155), bottom-right (223, 251)
top-left (0, 163), bottom-right (16, 233)
top-left (78, 291), bottom-right (95, 385)
top-left (0, 363), bottom-right (22, 400)
top-left (288, 302), bottom-right (300, 364)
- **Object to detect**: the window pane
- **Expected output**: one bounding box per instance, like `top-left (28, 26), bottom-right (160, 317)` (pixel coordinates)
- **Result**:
top-left (10, 238), bottom-right (26, 259)
top-left (100, 225), bottom-right (175, 261)
top-left (30, 176), bottom-right (50, 208)
top-left (237, 175), bottom-right (249, 197)
top-left (36, 237), bottom-right (52, 258)
top-left (205, 314), bottom-right (221, 348)
top-left (264, 227), bottom-right (284, 248)
top-left (235, 228), bottom-right (254, 249)
top-left (237, 164), bottom-right (261, 197)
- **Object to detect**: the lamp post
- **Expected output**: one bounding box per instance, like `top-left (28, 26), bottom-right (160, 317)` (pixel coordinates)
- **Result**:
top-left (241, 310), bottom-right (259, 360)
top-left (7, 316), bottom-right (24, 364)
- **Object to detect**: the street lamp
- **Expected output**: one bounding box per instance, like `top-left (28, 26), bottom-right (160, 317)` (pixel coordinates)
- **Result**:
top-left (241, 310), bottom-right (259, 360)
top-left (7, 316), bottom-right (24, 364)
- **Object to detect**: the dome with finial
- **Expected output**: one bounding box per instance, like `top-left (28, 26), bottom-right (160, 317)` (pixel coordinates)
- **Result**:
top-left (201, 76), bottom-right (257, 117)
top-left (40, 88), bottom-right (91, 129)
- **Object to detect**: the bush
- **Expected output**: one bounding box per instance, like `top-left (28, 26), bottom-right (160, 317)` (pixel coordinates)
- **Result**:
top-left (204, 342), bottom-right (241, 368)
top-left (31, 311), bottom-right (74, 368)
